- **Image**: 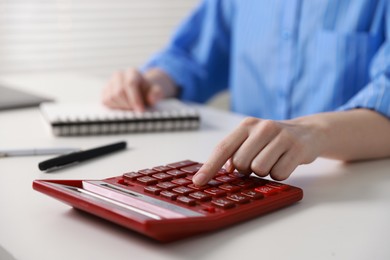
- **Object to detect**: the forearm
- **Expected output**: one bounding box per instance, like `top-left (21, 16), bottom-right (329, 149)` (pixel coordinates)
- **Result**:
top-left (293, 109), bottom-right (390, 161)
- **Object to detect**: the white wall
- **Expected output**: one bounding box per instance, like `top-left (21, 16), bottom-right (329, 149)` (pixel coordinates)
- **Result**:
top-left (0, 0), bottom-right (198, 77)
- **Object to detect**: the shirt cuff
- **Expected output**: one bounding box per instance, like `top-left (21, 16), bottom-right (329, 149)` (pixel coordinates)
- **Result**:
top-left (141, 47), bottom-right (206, 103)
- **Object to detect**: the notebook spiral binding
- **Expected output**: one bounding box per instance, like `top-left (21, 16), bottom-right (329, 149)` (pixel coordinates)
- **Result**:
top-left (40, 100), bottom-right (201, 136)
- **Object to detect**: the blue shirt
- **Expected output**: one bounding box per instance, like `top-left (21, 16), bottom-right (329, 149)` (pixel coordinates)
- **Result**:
top-left (144, 0), bottom-right (390, 120)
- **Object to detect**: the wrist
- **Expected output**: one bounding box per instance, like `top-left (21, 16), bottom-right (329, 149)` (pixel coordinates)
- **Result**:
top-left (289, 113), bottom-right (331, 158)
top-left (144, 68), bottom-right (178, 98)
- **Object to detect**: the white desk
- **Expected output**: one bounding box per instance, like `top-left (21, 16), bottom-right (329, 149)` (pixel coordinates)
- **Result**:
top-left (1, 73), bottom-right (389, 260)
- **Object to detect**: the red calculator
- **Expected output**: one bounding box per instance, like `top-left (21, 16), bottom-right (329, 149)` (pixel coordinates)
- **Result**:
top-left (33, 160), bottom-right (303, 242)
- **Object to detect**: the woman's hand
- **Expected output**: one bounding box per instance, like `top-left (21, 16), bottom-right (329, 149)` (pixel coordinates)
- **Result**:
top-left (102, 68), bottom-right (177, 111)
top-left (193, 116), bottom-right (327, 186)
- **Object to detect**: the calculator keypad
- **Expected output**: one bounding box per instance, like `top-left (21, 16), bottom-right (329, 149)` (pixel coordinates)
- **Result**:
top-left (35, 160), bottom-right (303, 242)
top-left (109, 160), bottom-right (286, 214)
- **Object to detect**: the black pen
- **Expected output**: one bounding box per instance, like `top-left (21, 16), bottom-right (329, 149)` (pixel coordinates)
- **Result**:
top-left (38, 141), bottom-right (127, 171)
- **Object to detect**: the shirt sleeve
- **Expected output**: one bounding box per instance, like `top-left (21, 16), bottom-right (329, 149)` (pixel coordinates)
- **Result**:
top-left (142, 0), bottom-right (232, 103)
top-left (338, 3), bottom-right (390, 119)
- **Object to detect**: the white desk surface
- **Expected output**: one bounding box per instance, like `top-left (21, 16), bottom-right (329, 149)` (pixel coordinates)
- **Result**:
top-left (0, 73), bottom-right (389, 260)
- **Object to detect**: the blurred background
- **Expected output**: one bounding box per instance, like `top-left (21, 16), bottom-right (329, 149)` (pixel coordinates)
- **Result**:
top-left (0, 0), bottom-right (229, 109)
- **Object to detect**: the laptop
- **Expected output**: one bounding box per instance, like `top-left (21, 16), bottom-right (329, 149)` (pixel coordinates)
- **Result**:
top-left (0, 85), bottom-right (53, 111)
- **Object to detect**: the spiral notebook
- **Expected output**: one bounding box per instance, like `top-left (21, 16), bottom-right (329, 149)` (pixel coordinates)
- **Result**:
top-left (40, 99), bottom-right (200, 136)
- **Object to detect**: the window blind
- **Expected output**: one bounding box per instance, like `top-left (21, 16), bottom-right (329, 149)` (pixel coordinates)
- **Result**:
top-left (0, 0), bottom-right (198, 76)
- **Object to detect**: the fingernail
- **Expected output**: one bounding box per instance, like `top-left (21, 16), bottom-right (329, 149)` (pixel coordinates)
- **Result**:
top-left (193, 172), bottom-right (208, 186)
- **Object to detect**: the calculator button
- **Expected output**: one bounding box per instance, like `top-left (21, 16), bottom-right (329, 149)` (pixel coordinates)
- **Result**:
top-left (180, 164), bottom-right (203, 174)
top-left (177, 196), bottom-right (196, 206)
top-left (233, 180), bottom-right (255, 189)
top-left (211, 198), bottom-right (235, 209)
top-left (172, 178), bottom-right (192, 186)
top-left (117, 179), bottom-right (127, 185)
top-left (167, 160), bottom-right (198, 169)
top-left (157, 182), bottom-right (178, 190)
top-left (187, 184), bottom-right (210, 191)
top-left (204, 188), bottom-right (226, 197)
top-left (144, 186), bottom-right (162, 195)
top-left (152, 173), bottom-right (173, 181)
top-left (216, 168), bottom-right (228, 176)
top-left (266, 182), bottom-right (290, 191)
top-left (172, 186), bottom-right (194, 195)
top-left (229, 171), bottom-right (248, 178)
top-left (123, 172), bottom-right (143, 181)
top-left (215, 175), bottom-right (236, 183)
top-left (202, 206), bottom-right (216, 213)
top-left (255, 186), bottom-right (279, 196)
top-left (219, 184), bottom-right (241, 193)
top-left (207, 179), bottom-right (223, 187)
top-left (189, 191), bottom-right (212, 201)
top-left (166, 169), bottom-right (187, 178)
top-left (226, 194), bottom-right (250, 204)
top-left (137, 176), bottom-right (158, 186)
top-left (152, 165), bottom-right (171, 172)
top-left (249, 177), bottom-right (267, 187)
top-left (241, 190), bottom-right (264, 200)
top-left (160, 190), bottom-right (178, 200)
top-left (138, 169), bottom-right (158, 176)
top-left (185, 175), bottom-right (194, 181)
